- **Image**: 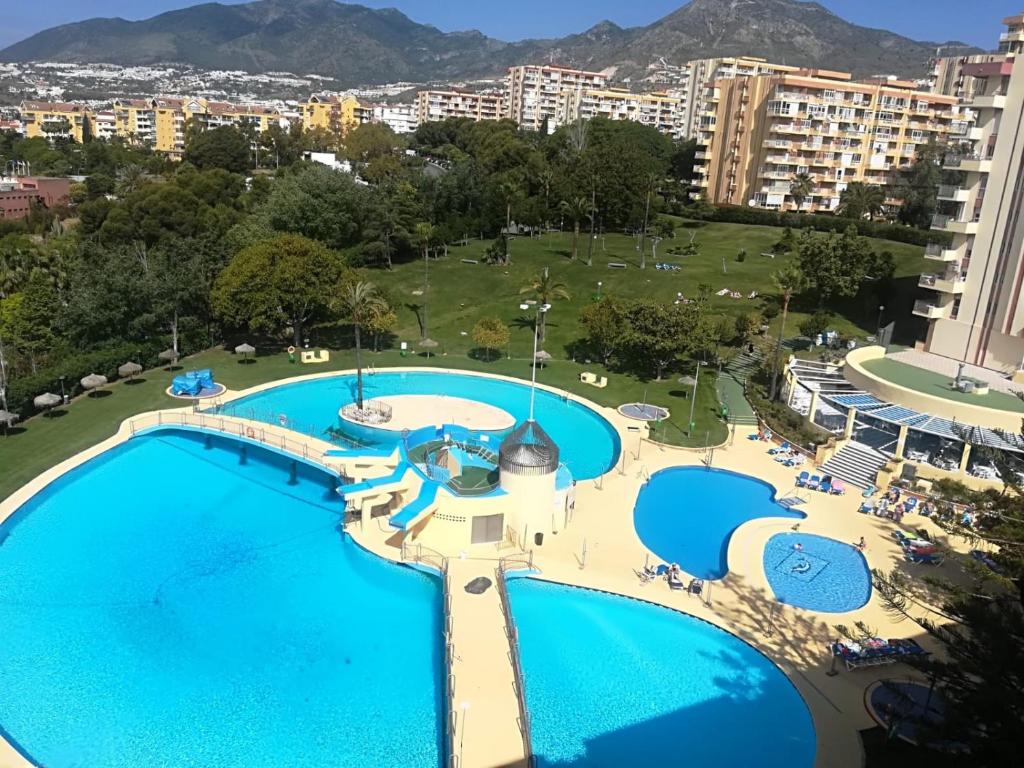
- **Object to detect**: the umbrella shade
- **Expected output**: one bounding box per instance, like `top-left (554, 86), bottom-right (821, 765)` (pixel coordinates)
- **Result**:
top-left (80, 373), bottom-right (108, 390)
top-left (118, 361), bottom-right (143, 378)
top-left (34, 392), bottom-right (62, 409)
top-left (534, 350), bottom-right (552, 361)
top-left (677, 375), bottom-right (697, 387)
top-left (158, 349), bottom-right (179, 362)
top-left (235, 343), bottom-right (256, 355)
top-left (0, 409), bottom-right (19, 425)
top-left (419, 338), bottom-right (439, 348)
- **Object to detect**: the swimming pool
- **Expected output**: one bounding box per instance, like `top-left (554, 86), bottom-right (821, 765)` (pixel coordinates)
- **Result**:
top-left (633, 467), bottom-right (804, 580)
top-left (507, 578), bottom-right (816, 768)
top-left (215, 371), bottom-right (620, 480)
top-left (763, 533), bottom-right (872, 613)
top-left (0, 429), bottom-right (443, 768)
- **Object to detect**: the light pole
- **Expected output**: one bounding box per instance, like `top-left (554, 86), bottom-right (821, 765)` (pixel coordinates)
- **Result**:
top-left (597, 281), bottom-right (603, 299)
top-left (521, 302), bottom-right (550, 421)
top-left (0, 331), bottom-right (8, 413)
top-left (876, 304), bottom-right (885, 344)
top-left (687, 361), bottom-right (704, 437)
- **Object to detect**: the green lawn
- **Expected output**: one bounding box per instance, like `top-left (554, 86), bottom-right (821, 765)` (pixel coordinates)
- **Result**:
top-left (0, 222), bottom-right (931, 504)
top-left (861, 357), bottom-right (1024, 413)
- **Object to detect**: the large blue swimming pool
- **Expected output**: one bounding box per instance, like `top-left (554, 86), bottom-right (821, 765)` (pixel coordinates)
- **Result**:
top-left (507, 578), bottom-right (816, 768)
top-left (763, 533), bottom-right (872, 613)
top-left (633, 467), bottom-right (805, 580)
top-left (0, 429), bottom-right (443, 768)
top-left (215, 371), bottom-right (620, 480)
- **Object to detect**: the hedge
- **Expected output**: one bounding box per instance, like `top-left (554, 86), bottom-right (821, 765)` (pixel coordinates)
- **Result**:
top-left (699, 205), bottom-right (951, 248)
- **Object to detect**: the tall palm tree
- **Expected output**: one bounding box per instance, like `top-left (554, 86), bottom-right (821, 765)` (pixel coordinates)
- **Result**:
top-left (335, 281), bottom-right (387, 410)
top-left (768, 265), bottom-right (806, 400)
top-left (789, 172), bottom-right (815, 213)
top-left (414, 222), bottom-right (436, 337)
top-left (838, 182), bottom-right (886, 221)
top-left (520, 269), bottom-right (570, 343)
top-left (498, 179), bottom-right (521, 264)
top-left (560, 197), bottom-right (591, 262)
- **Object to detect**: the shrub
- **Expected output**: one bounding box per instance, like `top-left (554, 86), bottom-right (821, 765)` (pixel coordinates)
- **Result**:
top-left (798, 310), bottom-right (833, 339)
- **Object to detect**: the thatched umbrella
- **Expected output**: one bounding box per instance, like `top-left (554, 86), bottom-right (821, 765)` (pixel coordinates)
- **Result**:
top-left (34, 392), bottom-right (62, 416)
top-left (158, 349), bottom-right (179, 368)
top-left (677, 375), bottom-right (697, 388)
top-left (235, 343), bottom-right (256, 362)
top-left (118, 361), bottom-right (143, 380)
top-left (419, 338), bottom-right (439, 357)
top-left (0, 409), bottom-right (18, 435)
top-left (80, 373), bottom-right (108, 396)
top-left (534, 350), bottom-right (552, 367)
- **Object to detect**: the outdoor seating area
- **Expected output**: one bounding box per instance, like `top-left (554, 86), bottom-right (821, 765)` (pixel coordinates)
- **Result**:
top-left (795, 471), bottom-right (845, 495)
top-left (636, 563), bottom-right (703, 597)
top-left (828, 637), bottom-right (929, 672)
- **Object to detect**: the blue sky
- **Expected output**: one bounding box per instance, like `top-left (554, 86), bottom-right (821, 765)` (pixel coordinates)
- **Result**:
top-left (1, 0), bottom-right (1019, 49)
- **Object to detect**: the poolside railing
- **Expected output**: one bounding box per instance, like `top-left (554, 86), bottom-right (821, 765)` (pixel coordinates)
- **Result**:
top-left (495, 555), bottom-right (537, 767)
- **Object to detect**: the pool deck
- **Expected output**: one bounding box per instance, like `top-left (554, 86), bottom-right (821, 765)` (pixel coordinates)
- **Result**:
top-left (0, 367), bottom-right (983, 768)
top-left (339, 394), bottom-right (515, 433)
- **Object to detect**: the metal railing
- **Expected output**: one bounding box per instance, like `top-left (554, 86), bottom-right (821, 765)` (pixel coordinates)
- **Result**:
top-left (340, 398), bottom-right (393, 425)
top-left (208, 403), bottom-right (368, 449)
top-left (495, 555), bottom-right (537, 767)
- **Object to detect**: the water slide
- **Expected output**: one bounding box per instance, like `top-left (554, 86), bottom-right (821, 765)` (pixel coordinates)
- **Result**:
top-left (389, 482), bottom-right (440, 531)
top-left (337, 462), bottom-right (412, 501)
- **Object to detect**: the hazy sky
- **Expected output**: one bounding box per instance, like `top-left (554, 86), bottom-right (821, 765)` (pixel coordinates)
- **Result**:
top-left (1, 0), bottom-right (1019, 49)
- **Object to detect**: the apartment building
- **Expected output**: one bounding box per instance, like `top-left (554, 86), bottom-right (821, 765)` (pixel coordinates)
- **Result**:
top-left (675, 56), bottom-right (799, 139)
top-left (929, 53), bottom-right (1007, 99)
top-left (693, 69), bottom-right (961, 213)
top-left (505, 64), bottom-right (607, 132)
top-left (112, 99), bottom-right (157, 145)
top-left (0, 176), bottom-right (71, 220)
top-left (919, 14), bottom-right (1024, 371)
top-left (302, 95), bottom-right (367, 136)
top-left (371, 103), bottom-right (418, 134)
top-left (414, 89), bottom-right (504, 124)
top-left (19, 101), bottom-right (92, 142)
top-left (93, 110), bottom-right (116, 140)
top-left (557, 87), bottom-right (684, 137)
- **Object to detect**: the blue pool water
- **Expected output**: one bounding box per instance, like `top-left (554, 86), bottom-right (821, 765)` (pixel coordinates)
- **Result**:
top-left (633, 467), bottom-right (805, 580)
top-left (763, 533), bottom-right (872, 613)
top-left (507, 579), bottom-right (816, 768)
top-left (216, 371), bottom-right (620, 480)
top-left (0, 429), bottom-right (443, 768)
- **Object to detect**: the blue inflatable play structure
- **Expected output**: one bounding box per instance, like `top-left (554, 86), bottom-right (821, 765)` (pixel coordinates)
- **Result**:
top-left (171, 369), bottom-right (216, 397)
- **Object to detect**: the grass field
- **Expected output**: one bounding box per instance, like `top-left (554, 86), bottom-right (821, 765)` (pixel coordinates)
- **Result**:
top-left (0, 221), bottom-right (931, 503)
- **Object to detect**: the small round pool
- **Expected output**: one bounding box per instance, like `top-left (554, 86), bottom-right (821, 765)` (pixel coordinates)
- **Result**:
top-left (508, 578), bottom-right (816, 767)
top-left (633, 467), bottom-right (804, 580)
top-left (763, 533), bottom-right (872, 613)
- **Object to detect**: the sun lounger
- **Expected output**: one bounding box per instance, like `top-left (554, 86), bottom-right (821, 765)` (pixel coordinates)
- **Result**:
top-left (768, 442), bottom-right (791, 455)
top-left (903, 497), bottom-right (917, 513)
top-left (668, 573), bottom-right (685, 590)
top-left (820, 479), bottom-right (833, 494)
top-left (829, 637), bottom-right (928, 671)
top-left (807, 475), bottom-right (821, 491)
top-left (784, 455), bottom-right (805, 467)
top-left (970, 549), bottom-right (1001, 573)
top-left (905, 549), bottom-right (944, 565)
top-left (859, 501), bottom-right (874, 514)
top-left (831, 479), bottom-right (846, 495)
top-left (796, 471), bottom-right (810, 487)
top-left (687, 578), bottom-right (704, 596)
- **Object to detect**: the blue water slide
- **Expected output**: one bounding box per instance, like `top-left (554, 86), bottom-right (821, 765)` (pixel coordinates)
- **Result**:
top-left (389, 482), bottom-right (440, 530)
top-left (338, 462), bottom-right (410, 498)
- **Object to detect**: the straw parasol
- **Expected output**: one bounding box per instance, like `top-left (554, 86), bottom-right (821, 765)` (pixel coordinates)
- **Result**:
top-left (118, 361), bottom-right (143, 379)
top-left (33, 392), bottom-right (62, 415)
top-left (534, 350), bottom-right (552, 367)
top-left (158, 349), bottom-right (179, 367)
top-left (419, 338), bottom-right (439, 357)
top-left (235, 343), bottom-right (256, 362)
top-left (677, 375), bottom-right (697, 388)
top-left (80, 373), bottom-right (108, 396)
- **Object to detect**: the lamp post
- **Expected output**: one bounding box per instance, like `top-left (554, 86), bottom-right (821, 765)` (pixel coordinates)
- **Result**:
top-left (0, 331), bottom-right (8, 413)
top-left (876, 304), bottom-right (885, 343)
top-left (597, 281), bottom-right (603, 299)
top-left (687, 361), bottom-right (704, 437)
top-left (520, 302), bottom-right (550, 421)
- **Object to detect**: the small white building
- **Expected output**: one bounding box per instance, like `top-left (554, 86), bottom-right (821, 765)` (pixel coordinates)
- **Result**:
top-left (372, 103), bottom-right (418, 134)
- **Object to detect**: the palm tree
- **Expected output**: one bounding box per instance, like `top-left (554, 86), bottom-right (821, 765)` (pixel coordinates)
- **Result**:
top-left (335, 281), bottom-right (387, 410)
top-left (498, 179), bottom-right (521, 264)
top-left (768, 265), bottom-right (806, 400)
top-left (838, 182), bottom-right (886, 221)
top-left (789, 172), bottom-right (815, 213)
top-left (560, 197), bottom-right (591, 261)
top-left (520, 269), bottom-right (570, 343)
top-left (414, 222), bottom-right (436, 337)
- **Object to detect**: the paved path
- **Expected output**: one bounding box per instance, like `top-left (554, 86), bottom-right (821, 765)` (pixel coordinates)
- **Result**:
top-left (445, 558), bottom-right (529, 768)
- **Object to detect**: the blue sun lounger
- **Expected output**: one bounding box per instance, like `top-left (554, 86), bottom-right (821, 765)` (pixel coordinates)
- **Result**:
top-left (796, 471), bottom-right (810, 487)
top-left (807, 475), bottom-right (821, 491)
top-left (768, 442), bottom-right (791, 455)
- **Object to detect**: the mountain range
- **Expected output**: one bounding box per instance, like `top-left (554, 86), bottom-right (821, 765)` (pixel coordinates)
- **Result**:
top-left (0, 0), bottom-right (981, 87)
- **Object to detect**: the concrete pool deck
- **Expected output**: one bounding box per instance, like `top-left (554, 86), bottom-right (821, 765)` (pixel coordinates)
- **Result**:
top-left (0, 367), bottom-right (979, 768)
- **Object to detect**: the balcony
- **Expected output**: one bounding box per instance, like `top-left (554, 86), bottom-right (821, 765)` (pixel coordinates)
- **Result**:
top-left (1000, 29), bottom-right (1024, 44)
top-left (924, 243), bottom-right (959, 262)
top-left (931, 214), bottom-right (979, 234)
top-left (913, 300), bottom-right (951, 320)
top-left (952, 125), bottom-right (984, 142)
top-left (936, 185), bottom-right (971, 203)
top-left (943, 153), bottom-right (993, 174)
top-left (694, 151), bottom-right (709, 160)
top-left (971, 93), bottom-right (1007, 110)
top-left (919, 272), bottom-right (966, 294)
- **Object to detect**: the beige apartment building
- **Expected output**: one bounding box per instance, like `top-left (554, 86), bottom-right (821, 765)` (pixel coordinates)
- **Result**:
top-left (414, 89), bottom-right (504, 124)
top-left (920, 14), bottom-right (1024, 371)
top-left (693, 69), bottom-right (962, 213)
top-left (557, 87), bottom-right (684, 137)
top-left (505, 64), bottom-right (607, 132)
top-left (675, 56), bottom-right (799, 139)
top-left (929, 53), bottom-right (1008, 99)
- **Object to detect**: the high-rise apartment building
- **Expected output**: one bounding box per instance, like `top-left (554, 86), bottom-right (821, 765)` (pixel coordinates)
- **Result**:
top-left (505, 65), bottom-right (607, 132)
top-left (112, 99), bottom-right (158, 146)
top-left (928, 53), bottom-right (1007, 99)
top-left (556, 87), bottom-right (684, 137)
top-left (919, 14), bottom-right (1024, 370)
top-left (19, 101), bottom-right (93, 142)
top-left (371, 104), bottom-right (418, 134)
top-left (693, 69), bottom-right (961, 213)
top-left (302, 95), bottom-right (367, 136)
top-left (676, 56), bottom-right (799, 139)
top-left (414, 89), bottom-right (504, 123)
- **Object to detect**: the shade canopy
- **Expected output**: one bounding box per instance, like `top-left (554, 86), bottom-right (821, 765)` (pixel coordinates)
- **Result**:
top-left (419, 338), bottom-right (439, 348)
top-left (677, 375), bottom-right (697, 387)
top-left (235, 343), bottom-right (256, 355)
top-left (80, 373), bottom-right (108, 390)
top-left (0, 409), bottom-right (19, 425)
top-left (33, 392), bottom-right (61, 409)
top-left (534, 350), bottom-right (552, 361)
top-left (118, 361), bottom-right (143, 378)
top-left (158, 349), bottom-right (179, 362)
top-left (499, 420), bottom-right (560, 476)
